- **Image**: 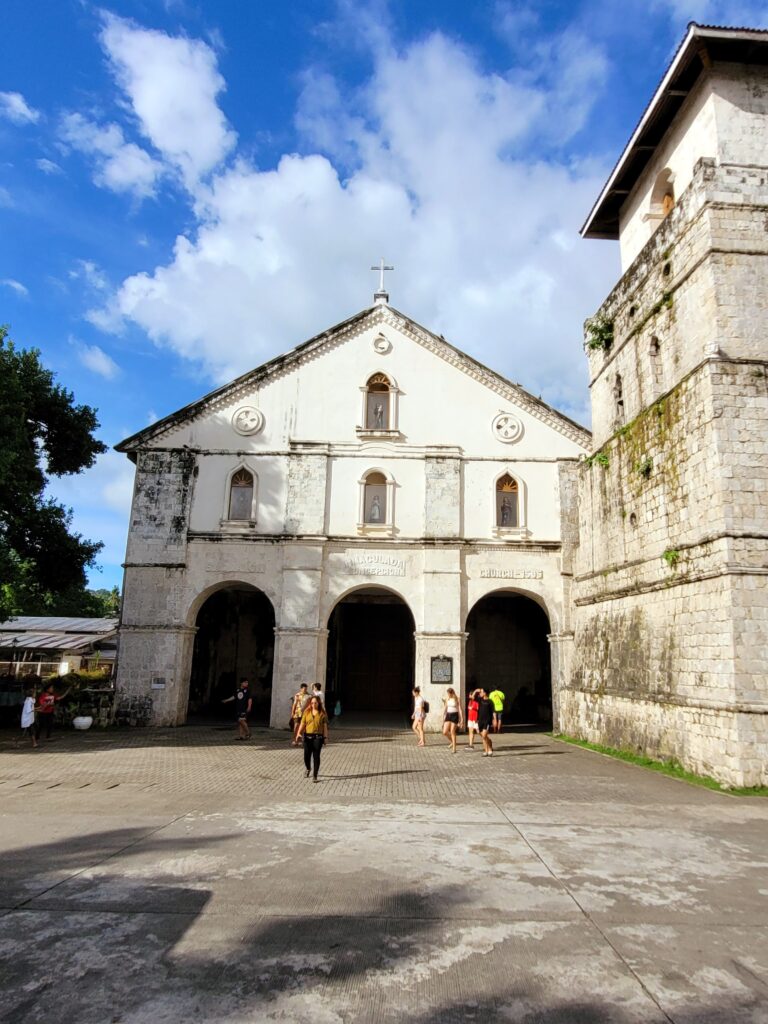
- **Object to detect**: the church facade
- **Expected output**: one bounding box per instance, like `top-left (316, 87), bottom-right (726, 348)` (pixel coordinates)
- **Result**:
top-left (115, 24), bottom-right (768, 787)
top-left (115, 299), bottom-right (589, 732)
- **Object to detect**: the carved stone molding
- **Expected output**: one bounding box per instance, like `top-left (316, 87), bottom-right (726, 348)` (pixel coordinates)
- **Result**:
top-left (232, 406), bottom-right (265, 436)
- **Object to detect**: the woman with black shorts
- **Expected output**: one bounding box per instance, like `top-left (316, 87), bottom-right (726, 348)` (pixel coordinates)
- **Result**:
top-left (441, 687), bottom-right (463, 753)
top-left (477, 688), bottom-right (494, 756)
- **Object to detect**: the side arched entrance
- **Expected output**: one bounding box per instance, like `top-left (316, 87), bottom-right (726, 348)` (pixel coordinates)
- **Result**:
top-left (325, 586), bottom-right (415, 724)
top-left (465, 591), bottom-right (552, 728)
top-left (188, 585), bottom-right (275, 723)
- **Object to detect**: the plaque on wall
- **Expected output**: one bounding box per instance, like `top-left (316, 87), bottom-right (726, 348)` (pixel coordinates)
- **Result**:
top-left (431, 655), bottom-right (453, 684)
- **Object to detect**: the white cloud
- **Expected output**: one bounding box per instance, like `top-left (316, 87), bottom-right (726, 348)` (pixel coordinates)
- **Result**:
top-left (84, 300), bottom-right (125, 334)
top-left (99, 12), bottom-right (236, 186)
top-left (0, 91), bottom-right (40, 125)
top-left (69, 259), bottom-right (110, 292)
top-left (493, 7), bottom-right (609, 143)
top-left (87, 22), bottom-right (616, 423)
top-left (36, 157), bottom-right (63, 175)
top-left (0, 186), bottom-right (13, 208)
top-left (59, 112), bottom-right (163, 198)
top-left (1, 278), bottom-right (29, 297)
top-left (72, 339), bottom-right (121, 379)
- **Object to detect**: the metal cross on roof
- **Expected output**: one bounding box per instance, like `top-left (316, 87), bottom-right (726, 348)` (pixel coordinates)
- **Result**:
top-left (371, 257), bottom-right (394, 304)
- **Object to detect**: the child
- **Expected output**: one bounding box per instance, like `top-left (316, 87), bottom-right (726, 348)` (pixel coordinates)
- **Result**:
top-left (20, 689), bottom-right (38, 748)
top-left (466, 689), bottom-right (480, 749)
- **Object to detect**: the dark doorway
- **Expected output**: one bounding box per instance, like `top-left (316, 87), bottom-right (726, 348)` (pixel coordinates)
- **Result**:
top-left (326, 588), bottom-right (414, 724)
top-left (188, 587), bottom-right (274, 723)
top-left (465, 592), bottom-right (551, 727)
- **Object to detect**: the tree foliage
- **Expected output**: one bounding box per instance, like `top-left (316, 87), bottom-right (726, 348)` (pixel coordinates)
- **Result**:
top-left (0, 326), bottom-right (107, 621)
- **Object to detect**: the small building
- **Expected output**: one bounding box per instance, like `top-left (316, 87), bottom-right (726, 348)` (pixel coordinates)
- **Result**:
top-left (0, 617), bottom-right (119, 681)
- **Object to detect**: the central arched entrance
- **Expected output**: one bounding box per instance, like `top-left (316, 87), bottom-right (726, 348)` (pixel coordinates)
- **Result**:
top-left (188, 585), bottom-right (275, 724)
top-left (325, 587), bottom-right (415, 725)
top-left (465, 591), bottom-right (552, 728)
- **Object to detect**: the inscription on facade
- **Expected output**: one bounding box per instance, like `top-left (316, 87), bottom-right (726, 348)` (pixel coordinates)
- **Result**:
top-left (480, 568), bottom-right (543, 579)
top-left (344, 554), bottom-right (406, 577)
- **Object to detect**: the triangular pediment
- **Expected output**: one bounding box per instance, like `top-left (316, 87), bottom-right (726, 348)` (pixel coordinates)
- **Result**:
top-left (116, 304), bottom-right (590, 453)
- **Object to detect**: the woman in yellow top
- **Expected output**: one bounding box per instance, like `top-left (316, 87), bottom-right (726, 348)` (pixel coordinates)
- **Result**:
top-left (296, 695), bottom-right (330, 783)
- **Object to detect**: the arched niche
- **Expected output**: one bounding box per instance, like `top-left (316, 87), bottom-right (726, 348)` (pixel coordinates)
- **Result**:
top-left (358, 372), bottom-right (401, 436)
top-left (492, 470), bottom-right (527, 538)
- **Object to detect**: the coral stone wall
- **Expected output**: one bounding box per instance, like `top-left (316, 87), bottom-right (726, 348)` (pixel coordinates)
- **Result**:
top-left (568, 159), bottom-right (768, 787)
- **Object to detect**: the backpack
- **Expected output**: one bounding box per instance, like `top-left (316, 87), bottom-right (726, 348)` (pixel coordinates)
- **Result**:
top-left (422, 699), bottom-right (430, 714)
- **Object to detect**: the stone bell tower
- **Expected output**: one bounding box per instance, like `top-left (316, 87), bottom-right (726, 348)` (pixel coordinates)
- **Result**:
top-left (564, 25), bottom-right (768, 787)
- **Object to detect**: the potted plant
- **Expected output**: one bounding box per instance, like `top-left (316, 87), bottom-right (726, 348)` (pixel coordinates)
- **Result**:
top-left (69, 694), bottom-right (96, 731)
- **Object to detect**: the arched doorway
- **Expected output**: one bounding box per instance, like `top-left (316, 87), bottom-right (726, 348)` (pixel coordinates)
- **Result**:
top-left (465, 592), bottom-right (551, 728)
top-left (325, 587), bottom-right (415, 725)
top-left (188, 586), bottom-right (275, 723)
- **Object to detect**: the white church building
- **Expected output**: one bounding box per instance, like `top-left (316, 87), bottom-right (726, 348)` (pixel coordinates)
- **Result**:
top-left (115, 283), bottom-right (589, 729)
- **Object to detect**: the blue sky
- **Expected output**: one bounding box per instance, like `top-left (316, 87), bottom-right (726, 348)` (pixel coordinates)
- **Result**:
top-left (2, 0), bottom-right (766, 591)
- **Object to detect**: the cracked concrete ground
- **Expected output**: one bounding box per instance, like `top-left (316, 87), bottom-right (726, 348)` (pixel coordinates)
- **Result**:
top-left (0, 724), bottom-right (766, 1023)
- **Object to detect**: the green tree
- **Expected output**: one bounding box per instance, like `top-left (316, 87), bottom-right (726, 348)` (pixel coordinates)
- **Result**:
top-left (88, 586), bottom-right (121, 617)
top-left (0, 326), bottom-right (107, 621)
top-left (9, 580), bottom-right (121, 618)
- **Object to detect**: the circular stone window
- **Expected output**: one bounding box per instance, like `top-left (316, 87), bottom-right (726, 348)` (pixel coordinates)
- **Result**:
top-left (232, 406), bottom-right (265, 436)
top-left (373, 334), bottom-right (392, 354)
top-left (492, 412), bottom-right (523, 444)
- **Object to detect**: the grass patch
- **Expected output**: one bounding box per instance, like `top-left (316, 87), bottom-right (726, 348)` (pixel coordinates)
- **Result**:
top-left (552, 734), bottom-right (768, 797)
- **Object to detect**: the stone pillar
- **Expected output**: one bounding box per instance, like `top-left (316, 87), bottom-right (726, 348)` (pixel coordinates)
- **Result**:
top-left (271, 627), bottom-right (328, 728)
top-left (418, 546), bottom-right (464, 730)
top-left (414, 631), bottom-right (468, 732)
top-left (117, 624), bottom-right (197, 726)
top-left (270, 542), bottom-right (325, 728)
top-left (547, 631), bottom-right (574, 734)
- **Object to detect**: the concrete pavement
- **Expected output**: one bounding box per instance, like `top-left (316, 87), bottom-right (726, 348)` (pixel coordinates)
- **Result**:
top-left (0, 723), bottom-right (766, 1022)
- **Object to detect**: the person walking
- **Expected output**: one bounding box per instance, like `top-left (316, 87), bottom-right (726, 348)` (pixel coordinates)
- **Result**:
top-left (222, 678), bottom-right (252, 740)
top-left (477, 688), bottom-right (494, 756)
top-left (466, 689), bottom-right (480, 750)
top-left (19, 688), bottom-right (38, 748)
top-left (35, 682), bottom-right (70, 742)
top-left (311, 683), bottom-right (324, 705)
top-left (441, 687), bottom-right (463, 753)
top-left (488, 687), bottom-right (506, 733)
top-left (290, 684), bottom-right (310, 745)
top-left (411, 687), bottom-right (427, 747)
top-left (296, 695), bottom-right (329, 783)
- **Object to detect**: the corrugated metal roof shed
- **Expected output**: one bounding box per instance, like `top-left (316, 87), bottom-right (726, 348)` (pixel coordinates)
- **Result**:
top-left (0, 618), bottom-right (118, 653)
top-left (1, 617), bottom-right (119, 634)
top-left (0, 632), bottom-right (115, 651)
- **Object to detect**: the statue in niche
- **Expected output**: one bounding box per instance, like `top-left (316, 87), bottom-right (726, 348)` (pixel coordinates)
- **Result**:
top-left (501, 497), bottom-right (513, 526)
top-left (374, 402), bottom-right (385, 428)
top-left (370, 495), bottom-right (382, 522)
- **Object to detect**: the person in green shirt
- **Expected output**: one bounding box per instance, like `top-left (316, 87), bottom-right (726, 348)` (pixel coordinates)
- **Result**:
top-left (488, 689), bottom-right (505, 733)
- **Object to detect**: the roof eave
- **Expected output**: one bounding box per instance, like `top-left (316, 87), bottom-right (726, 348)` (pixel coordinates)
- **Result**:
top-left (114, 305), bottom-right (379, 454)
top-left (581, 23), bottom-right (768, 240)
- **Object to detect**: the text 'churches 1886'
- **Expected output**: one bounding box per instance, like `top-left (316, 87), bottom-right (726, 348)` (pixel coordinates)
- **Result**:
top-left (480, 569), bottom-right (544, 579)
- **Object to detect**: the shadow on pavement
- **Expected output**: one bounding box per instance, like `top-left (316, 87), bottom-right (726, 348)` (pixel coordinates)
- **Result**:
top-left (0, 826), bottom-right (763, 1023)
top-left (322, 768), bottom-right (430, 781)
